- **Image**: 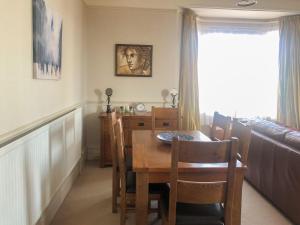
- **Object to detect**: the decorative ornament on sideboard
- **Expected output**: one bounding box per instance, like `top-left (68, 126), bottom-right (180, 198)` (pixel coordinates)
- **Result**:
top-left (237, 0), bottom-right (258, 7)
top-left (105, 88), bottom-right (113, 113)
top-left (170, 88), bottom-right (178, 108)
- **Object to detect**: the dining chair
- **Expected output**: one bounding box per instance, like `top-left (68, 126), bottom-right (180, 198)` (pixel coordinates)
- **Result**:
top-left (231, 118), bottom-right (251, 165)
top-left (152, 107), bottom-right (178, 130)
top-left (161, 137), bottom-right (239, 225)
top-left (109, 112), bottom-right (133, 213)
top-left (211, 111), bottom-right (231, 140)
top-left (108, 111), bottom-right (119, 213)
top-left (114, 118), bottom-right (163, 225)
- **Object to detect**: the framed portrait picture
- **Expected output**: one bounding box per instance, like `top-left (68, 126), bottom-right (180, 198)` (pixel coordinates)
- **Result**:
top-left (115, 44), bottom-right (153, 77)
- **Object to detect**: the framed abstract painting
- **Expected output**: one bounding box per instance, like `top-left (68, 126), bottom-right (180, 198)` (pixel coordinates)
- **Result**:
top-left (32, 0), bottom-right (63, 80)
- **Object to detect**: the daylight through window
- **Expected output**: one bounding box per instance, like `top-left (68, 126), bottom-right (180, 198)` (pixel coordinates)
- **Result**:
top-left (198, 29), bottom-right (279, 119)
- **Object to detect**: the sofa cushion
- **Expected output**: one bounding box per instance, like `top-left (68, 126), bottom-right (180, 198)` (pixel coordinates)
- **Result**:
top-left (284, 131), bottom-right (300, 149)
top-left (252, 120), bottom-right (291, 142)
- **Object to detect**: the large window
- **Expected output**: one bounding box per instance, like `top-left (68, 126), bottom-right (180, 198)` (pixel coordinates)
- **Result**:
top-left (198, 29), bottom-right (279, 119)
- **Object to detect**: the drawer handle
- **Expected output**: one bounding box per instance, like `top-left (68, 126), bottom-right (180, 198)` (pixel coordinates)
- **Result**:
top-left (163, 122), bottom-right (170, 126)
top-left (138, 122), bottom-right (145, 127)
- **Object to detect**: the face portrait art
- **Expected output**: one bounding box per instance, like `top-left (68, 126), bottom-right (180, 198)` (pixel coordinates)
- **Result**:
top-left (125, 48), bottom-right (139, 71)
top-left (116, 45), bottom-right (152, 77)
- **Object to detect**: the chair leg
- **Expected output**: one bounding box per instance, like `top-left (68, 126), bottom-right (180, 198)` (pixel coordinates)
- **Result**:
top-left (157, 199), bottom-right (161, 219)
top-left (120, 209), bottom-right (126, 225)
top-left (112, 168), bottom-right (118, 213)
top-left (120, 195), bottom-right (127, 225)
top-left (117, 170), bottom-right (120, 196)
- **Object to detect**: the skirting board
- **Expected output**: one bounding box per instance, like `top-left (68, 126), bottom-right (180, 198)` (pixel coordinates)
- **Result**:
top-left (87, 146), bottom-right (100, 160)
top-left (36, 158), bottom-right (82, 225)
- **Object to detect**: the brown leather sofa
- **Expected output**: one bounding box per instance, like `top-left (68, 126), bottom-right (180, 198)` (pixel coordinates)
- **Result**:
top-left (245, 119), bottom-right (300, 225)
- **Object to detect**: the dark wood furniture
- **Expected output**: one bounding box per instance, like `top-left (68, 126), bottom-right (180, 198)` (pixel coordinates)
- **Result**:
top-left (231, 119), bottom-right (251, 165)
top-left (211, 111), bottom-right (231, 140)
top-left (161, 137), bottom-right (239, 225)
top-left (99, 112), bottom-right (152, 167)
top-left (151, 107), bottom-right (178, 130)
top-left (108, 112), bottom-right (119, 213)
top-left (99, 113), bottom-right (112, 167)
top-left (122, 112), bottom-right (152, 148)
top-left (132, 130), bottom-right (246, 225)
top-left (115, 119), bottom-right (161, 225)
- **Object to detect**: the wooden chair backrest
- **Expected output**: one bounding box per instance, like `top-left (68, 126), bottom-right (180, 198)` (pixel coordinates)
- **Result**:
top-left (168, 137), bottom-right (239, 225)
top-left (211, 111), bottom-right (231, 140)
top-left (109, 112), bottom-right (118, 170)
top-left (114, 118), bottom-right (127, 194)
top-left (152, 107), bottom-right (178, 130)
top-left (231, 119), bottom-right (251, 164)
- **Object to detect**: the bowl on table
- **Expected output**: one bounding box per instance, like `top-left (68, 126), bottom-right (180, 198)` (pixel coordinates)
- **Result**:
top-left (156, 132), bottom-right (194, 144)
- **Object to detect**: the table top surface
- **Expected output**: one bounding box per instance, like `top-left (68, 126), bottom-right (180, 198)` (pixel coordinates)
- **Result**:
top-left (132, 130), bottom-right (244, 173)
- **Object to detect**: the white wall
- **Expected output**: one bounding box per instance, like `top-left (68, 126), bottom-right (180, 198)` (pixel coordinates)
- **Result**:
top-left (0, 0), bottom-right (86, 139)
top-left (86, 6), bottom-right (181, 105)
top-left (85, 6), bottom-right (181, 158)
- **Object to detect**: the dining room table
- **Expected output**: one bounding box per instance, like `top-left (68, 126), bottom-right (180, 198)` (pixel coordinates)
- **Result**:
top-left (132, 130), bottom-right (247, 225)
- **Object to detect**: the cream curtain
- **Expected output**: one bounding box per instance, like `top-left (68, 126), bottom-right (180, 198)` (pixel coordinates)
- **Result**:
top-left (278, 15), bottom-right (300, 128)
top-left (179, 9), bottom-right (201, 130)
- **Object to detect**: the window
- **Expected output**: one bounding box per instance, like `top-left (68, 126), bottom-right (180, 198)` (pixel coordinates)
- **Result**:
top-left (198, 28), bottom-right (279, 119)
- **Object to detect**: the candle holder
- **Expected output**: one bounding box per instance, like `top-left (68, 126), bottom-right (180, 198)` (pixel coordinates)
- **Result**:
top-left (105, 88), bottom-right (113, 113)
top-left (170, 88), bottom-right (178, 108)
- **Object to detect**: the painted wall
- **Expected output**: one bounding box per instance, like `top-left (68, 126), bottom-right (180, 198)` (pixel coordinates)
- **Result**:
top-left (0, 0), bottom-right (86, 138)
top-left (85, 6), bottom-right (181, 158)
top-left (86, 6), bottom-right (181, 105)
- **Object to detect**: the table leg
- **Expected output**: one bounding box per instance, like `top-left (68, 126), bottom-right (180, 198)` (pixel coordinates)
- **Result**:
top-left (136, 172), bottom-right (149, 225)
top-left (232, 171), bottom-right (245, 225)
top-left (112, 167), bottom-right (118, 213)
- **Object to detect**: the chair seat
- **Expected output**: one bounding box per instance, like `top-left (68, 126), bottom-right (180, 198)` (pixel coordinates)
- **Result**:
top-left (126, 171), bottom-right (164, 194)
top-left (162, 190), bottom-right (224, 225)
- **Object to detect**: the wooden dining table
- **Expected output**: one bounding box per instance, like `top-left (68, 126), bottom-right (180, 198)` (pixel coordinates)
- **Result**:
top-left (132, 130), bottom-right (247, 225)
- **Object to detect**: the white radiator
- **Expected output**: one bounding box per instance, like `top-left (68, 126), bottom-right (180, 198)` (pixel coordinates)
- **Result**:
top-left (0, 107), bottom-right (82, 225)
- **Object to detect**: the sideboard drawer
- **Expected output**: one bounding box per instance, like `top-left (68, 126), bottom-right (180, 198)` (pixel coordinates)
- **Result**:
top-left (155, 119), bottom-right (178, 130)
top-left (130, 118), bottom-right (152, 130)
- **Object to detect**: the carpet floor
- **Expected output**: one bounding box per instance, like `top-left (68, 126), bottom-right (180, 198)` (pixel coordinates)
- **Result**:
top-left (51, 161), bottom-right (292, 225)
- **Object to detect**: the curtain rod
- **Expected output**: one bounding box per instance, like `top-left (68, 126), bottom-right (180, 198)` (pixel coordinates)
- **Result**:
top-left (196, 16), bottom-right (279, 25)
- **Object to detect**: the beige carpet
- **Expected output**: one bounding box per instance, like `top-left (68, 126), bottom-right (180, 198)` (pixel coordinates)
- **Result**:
top-left (51, 161), bottom-right (292, 225)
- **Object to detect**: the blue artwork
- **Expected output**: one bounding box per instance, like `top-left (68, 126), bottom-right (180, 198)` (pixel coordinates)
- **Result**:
top-left (33, 0), bottom-right (63, 80)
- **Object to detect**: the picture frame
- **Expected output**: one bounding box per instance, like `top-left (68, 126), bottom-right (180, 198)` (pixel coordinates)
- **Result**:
top-left (32, 0), bottom-right (63, 80)
top-left (115, 44), bottom-right (153, 77)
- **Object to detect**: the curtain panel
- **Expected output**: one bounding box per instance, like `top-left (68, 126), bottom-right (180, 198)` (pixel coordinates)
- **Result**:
top-left (278, 15), bottom-right (300, 129)
top-left (179, 9), bottom-right (201, 130)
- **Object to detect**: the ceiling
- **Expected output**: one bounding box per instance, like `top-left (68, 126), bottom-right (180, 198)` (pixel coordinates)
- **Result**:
top-left (84, 0), bottom-right (300, 12)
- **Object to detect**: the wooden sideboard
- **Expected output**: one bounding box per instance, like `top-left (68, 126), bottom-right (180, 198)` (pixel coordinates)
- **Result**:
top-left (99, 112), bottom-right (152, 167)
